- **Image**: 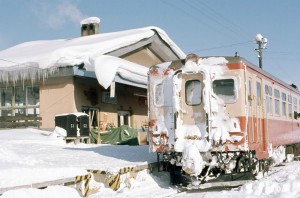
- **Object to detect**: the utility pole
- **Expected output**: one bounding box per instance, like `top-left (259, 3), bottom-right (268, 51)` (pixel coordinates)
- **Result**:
top-left (255, 33), bottom-right (268, 69)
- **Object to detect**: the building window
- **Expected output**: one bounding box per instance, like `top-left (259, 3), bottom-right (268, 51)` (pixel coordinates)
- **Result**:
top-left (0, 86), bottom-right (40, 116)
top-left (186, 80), bottom-right (202, 105)
top-left (282, 92), bottom-right (287, 117)
top-left (102, 91), bottom-right (117, 104)
top-left (274, 89), bottom-right (280, 116)
top-left (118, 110), bottom-right (130, 127)
top-left (213, 78), bottom-right (236, 103)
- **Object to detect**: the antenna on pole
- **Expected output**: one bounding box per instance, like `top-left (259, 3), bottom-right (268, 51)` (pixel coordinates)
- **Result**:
top-left (255, 33), bottom-right (268, 69)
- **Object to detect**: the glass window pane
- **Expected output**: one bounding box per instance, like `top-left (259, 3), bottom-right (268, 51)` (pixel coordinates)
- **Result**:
top-left (269, 86), bottom-right (273, 96)
top-left (0, 88), bottom-right (12, 107)
top-left (282, 102), bottom-right (287, 116)
top-left (256, 81), bottom-right (261, 106)
top-left (155, 83), bottom-right (164, 106)
top-left (0, 109), bottom-right (12, 116)
top-left (282, 93), bottom-right (286, 101)
top-left (186, 80), bottom-right (202, 105)
top-left (293, 97), bottom-right (297, 105)
top-left (15, 108), bottom-right (26, 116)
top-left (213, 79), bottom-right (236, 103)
top-left (27, 86), bottom-right (40, 106)
top-left (15, 87), bottom-right (26, 107)
top-left (289, 104), bottom-right (293, 118)
top-left (275, 99), bottom-right (280, 115)
top-left (266, 96), bottom-right (272, 114)
top-left (265, 85), bottom-right (269, 95)
top-left (274, 89), bottom-right (280, 99)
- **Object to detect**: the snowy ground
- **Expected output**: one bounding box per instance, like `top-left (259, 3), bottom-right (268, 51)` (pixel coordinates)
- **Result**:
top-left (1, 128), bottom-right (300, 197)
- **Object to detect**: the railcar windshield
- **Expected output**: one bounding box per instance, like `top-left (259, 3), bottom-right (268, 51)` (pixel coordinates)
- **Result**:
top-left (212, 78), bottom-right (236, 103)
top-left (185, 80), bottom-right (202, 105)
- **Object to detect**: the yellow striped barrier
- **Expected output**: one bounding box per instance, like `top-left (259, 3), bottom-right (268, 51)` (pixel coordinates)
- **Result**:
top-left (88, 166), bottom-right (136, 191)
top-left (75, 174), bottom-right (91, 197)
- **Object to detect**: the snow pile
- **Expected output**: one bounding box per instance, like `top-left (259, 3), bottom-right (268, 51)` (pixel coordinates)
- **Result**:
top-left (229, 162), bottom-right (300, 198)
top-left (2, 186), bottom-right (80, 198)
top-left (1, 128), bottom-right (300, 197)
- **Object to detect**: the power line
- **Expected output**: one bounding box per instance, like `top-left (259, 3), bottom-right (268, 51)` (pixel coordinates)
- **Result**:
top-left (183, 0), bottom-right (249, 41)
top-left (265, 51), bottom-right (300, 55)
top-left (192, 0), bottom-right (249, 40)
top-left (187, 40), bottom-right (252, 53)
top-left (161, 0), bottom-right (239, 41)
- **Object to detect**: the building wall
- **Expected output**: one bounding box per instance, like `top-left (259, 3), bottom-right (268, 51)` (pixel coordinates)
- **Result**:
top-left (73, 77), bottom-right (147, 130)
top-left (40, 76), bottom-right (75, 129)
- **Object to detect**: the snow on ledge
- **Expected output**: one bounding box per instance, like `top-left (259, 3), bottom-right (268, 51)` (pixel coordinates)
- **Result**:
top-left (92, 55), bottom-right (148, 89)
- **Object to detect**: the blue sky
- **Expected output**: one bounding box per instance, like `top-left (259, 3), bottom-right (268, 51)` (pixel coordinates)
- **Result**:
top-left (0, 0), bottom-right (299, 86)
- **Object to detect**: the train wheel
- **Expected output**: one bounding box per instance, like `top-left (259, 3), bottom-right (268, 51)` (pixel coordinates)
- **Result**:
top-left (261, 159), bottom-right (270, 176)
top-left (251, 158), bottom-right (260, 176)
top-left (236, 156), bottom-right (247, 172)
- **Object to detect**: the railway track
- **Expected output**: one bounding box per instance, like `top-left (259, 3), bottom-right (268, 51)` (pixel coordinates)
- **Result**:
top-left (151, 162), bottom-right (286, 197)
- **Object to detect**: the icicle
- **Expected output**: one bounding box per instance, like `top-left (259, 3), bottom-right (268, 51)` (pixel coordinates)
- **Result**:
top-left (0, 64), bottom-right (60, 87)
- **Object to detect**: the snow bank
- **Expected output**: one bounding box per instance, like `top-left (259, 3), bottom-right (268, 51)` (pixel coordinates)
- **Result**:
top-left (1, 128), bottom-right (300, 197)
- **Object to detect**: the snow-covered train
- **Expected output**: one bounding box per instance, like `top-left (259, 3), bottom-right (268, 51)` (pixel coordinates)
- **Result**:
top-left (147, 54), bottom-right (300, 185)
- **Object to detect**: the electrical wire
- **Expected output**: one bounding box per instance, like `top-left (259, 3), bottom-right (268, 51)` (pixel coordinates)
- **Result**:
top-left (187, 40), bottom-right (253, 53)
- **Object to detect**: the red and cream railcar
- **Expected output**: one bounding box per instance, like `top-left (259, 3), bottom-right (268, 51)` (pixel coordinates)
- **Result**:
top-left (148, 55), bottom-right (300, 184)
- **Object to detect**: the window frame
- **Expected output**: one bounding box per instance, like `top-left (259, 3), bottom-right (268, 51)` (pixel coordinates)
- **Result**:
top-left (274, 88), bottom-right (280, 116)
top-left (185, 79), bottom-right (202, 106)
top-left (212, 77), bottom-right (237, 104)
top-left (0, 86), bottom-right (40, 116)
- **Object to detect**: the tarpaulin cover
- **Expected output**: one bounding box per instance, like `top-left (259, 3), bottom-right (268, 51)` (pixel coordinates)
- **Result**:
top-left (90, 125), bottom-right (139, 145)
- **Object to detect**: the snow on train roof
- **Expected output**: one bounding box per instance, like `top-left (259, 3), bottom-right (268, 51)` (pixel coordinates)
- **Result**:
top-left (0, 26), bottom-right (185, 88)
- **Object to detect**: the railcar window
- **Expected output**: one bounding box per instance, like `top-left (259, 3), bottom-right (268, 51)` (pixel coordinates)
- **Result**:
top-left (154, 83), bottom-right (164, 106)
top-left (294, 97), bottom-right (298, 119)
top-left (274, 89), bottom-right (280, 116)
top-left (265, 85), bottom-right (269, 95)
top-left (269, 86), bottom-right (273, 96)
top-left (185, 80), bottom-right (202, 106)
top-left (256, 82), bottom-right (261, 106)
top-left (293, 97), bottom-right (298, 112)
top-left (288, 95), bottom-right (293, 118)
top-left (248, 80), bottom-right (252, 106)
top-left (282, 93), bottom-right (287, 117)
top-left (265, 85), bottom-right (272, 115)
top-left (212, 79), bottom-right (236, 103)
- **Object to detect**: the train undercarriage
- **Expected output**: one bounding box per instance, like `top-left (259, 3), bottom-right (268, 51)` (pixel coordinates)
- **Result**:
top-left (156, 144), bottom-right (300, 189)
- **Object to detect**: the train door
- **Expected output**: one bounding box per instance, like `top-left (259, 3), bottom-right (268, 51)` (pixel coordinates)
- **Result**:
top-left (181, 73), bottom-right (205, 125)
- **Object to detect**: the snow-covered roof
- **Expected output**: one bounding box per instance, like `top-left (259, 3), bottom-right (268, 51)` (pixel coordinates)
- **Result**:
top-left (0, 26), bottom-right (185, 88)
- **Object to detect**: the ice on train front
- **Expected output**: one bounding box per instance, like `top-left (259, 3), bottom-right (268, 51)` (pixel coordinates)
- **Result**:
top-left (148, 54), bottom-right (247, 184)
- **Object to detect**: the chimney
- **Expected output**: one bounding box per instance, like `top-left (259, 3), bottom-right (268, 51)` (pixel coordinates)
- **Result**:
top-left (80, 17), bottom-right (100, 37)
